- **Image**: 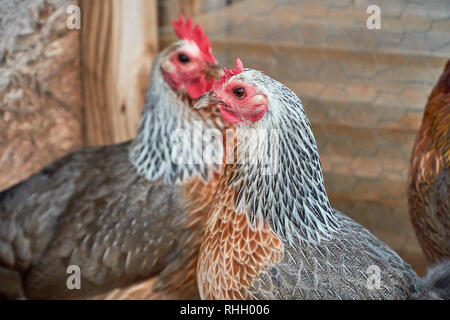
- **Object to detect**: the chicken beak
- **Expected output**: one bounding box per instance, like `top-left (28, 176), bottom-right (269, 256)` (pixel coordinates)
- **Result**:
top-left (194, 91), bottom-right (220, 109)
top-left (202, 63), bottom-right (221, 80)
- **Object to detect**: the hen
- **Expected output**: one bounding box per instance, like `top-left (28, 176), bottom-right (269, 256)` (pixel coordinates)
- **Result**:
top-left (408, 60), bottom-right (450, 265)
top-left (0, 15), bottom-right (225, 299)
top-left (196, 59), bottom-right (450, 300)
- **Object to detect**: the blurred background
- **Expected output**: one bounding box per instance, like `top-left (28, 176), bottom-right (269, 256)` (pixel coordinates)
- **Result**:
top-left (0, 0), bottom-right (449, 275)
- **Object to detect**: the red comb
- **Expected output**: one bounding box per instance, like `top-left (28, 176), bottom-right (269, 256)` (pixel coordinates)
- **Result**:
top-left (216, 58), bottom-right (244, 87)
top-left (172, 14), bottom-right (216, 64)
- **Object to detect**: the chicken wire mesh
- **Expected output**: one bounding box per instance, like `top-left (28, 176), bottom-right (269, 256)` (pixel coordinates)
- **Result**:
top-left (159, 0), bottom-right (450, 273)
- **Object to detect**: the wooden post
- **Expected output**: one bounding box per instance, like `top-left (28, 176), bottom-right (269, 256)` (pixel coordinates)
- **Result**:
top-left (80, 0), bottom-right (158, 146)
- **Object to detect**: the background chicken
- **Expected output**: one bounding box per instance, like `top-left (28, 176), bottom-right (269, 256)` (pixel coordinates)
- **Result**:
top-left (196, 59), bottom-right (450, 300)
top-left (408, 60), bottom-right (450, 265)
top-left (0, 15), bottom-right (225, 300)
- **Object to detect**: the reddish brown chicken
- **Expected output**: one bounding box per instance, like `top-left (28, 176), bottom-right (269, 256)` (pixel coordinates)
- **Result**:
top-left (408, 60), bottom-right (450, 265)
top-left (0, 15), bottom-right (226, 299)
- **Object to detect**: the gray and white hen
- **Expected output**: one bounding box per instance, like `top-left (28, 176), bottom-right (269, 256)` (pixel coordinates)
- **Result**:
top-left (196, 59), bottom-right (450, 300)
top-left (0, 15), bottom-right (225, 300)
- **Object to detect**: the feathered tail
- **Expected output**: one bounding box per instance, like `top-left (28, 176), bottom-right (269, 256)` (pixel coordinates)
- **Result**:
top-left (414, 260), bottom-right (450, 300)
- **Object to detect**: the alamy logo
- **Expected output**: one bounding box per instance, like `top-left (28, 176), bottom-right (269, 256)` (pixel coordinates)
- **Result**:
top-left (66, 265), bottom-right (81, 290)
top-left (366, 5), bottom-right (381, 30)
top-left (170, 123), bottom-right (280, 176)
top-left (366, 265), bottom-right (381, 290)
top-left (66, 5), bottom-right (81, 30)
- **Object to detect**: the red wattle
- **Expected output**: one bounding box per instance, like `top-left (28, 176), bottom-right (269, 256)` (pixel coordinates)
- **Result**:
top-left (219, 106), bottom-right (242, 123)
top-left (186, 77), bottom-right (214, 99)
top-left (186, 82), bottom-right (205, 99)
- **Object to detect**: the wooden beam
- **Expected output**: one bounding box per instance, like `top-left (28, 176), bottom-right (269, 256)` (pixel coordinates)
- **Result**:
top-left (80, 0), bottom-right (158, 146)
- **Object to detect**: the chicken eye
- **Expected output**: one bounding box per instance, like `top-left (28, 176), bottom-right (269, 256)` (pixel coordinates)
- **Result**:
top-left (177, 53), bottom-right (190, 64)
top-left (232, 87), bottom-right (246, 99)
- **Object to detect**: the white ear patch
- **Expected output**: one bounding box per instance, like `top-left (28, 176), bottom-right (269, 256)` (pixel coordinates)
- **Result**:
top-left (252, 94), bottom-right (267, 105)
top-left (162, 60), bottom-right (176, 73)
